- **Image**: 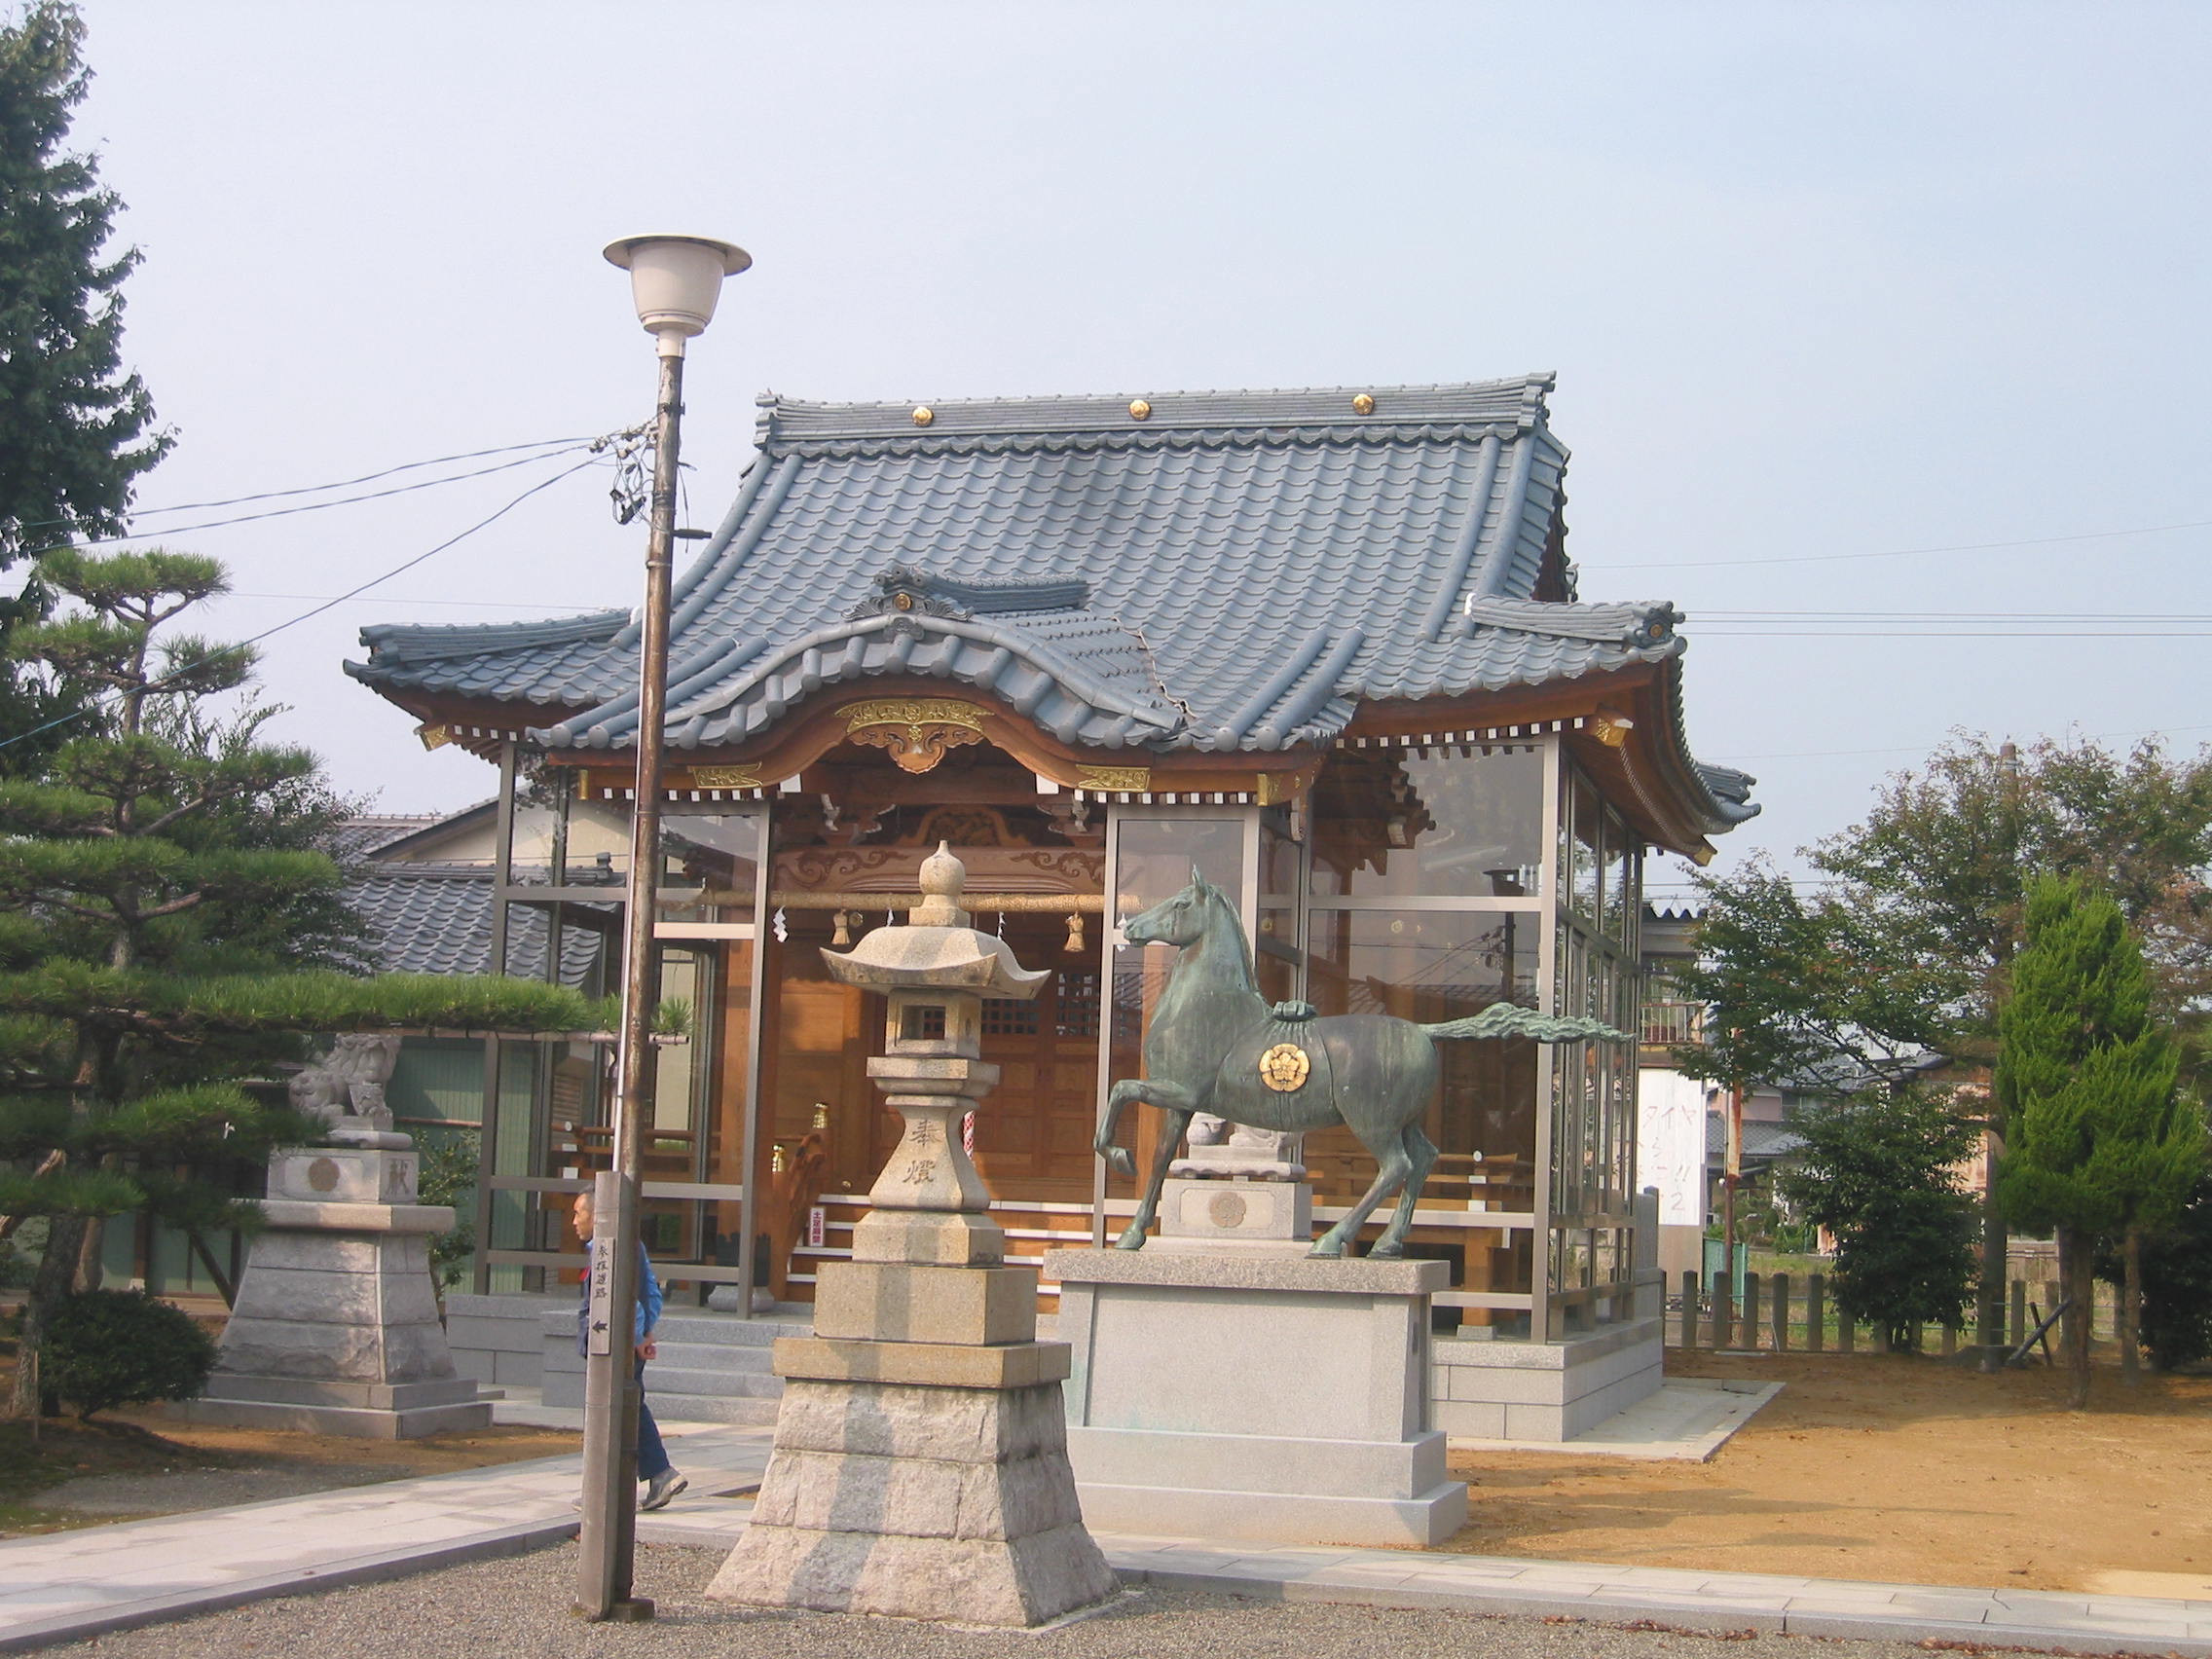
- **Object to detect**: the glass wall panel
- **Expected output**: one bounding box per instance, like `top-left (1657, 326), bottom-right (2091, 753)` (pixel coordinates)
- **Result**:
top-left (1569, 775), bottom-right (1602, 925)
top-left (658, 810), bottom-right (763, 925)
top-left (1310, 748), bottom-right (1547, 899)
top-left (1305, 907), bottom-right (1538, 1234)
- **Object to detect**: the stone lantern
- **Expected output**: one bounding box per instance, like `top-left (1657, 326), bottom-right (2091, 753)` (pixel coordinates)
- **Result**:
top-left (708, 846), bottom-right (1115, 1627)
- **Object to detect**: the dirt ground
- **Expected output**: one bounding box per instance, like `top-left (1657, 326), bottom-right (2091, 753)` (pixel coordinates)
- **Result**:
top-left (0, 1404), bottom-right (577, 1537)
top-left (1448, 1347), bottom-right (2212, 1597)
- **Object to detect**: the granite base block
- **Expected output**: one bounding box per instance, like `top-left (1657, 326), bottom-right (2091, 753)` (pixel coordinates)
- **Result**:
top-left (708, 1375), bottom-right (1116, 1627)
top-left (1074, 1478), bottom-right (1467, 1549)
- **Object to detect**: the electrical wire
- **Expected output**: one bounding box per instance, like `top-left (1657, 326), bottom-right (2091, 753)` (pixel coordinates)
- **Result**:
top-left (0, 454), bottom-right (601, 754)
top-left (1596, 515), bottom-right (2212, 571)
top-left (3, 434), bottom-right (597, 537)
top-left (7, 447), bottom-right (600, 565)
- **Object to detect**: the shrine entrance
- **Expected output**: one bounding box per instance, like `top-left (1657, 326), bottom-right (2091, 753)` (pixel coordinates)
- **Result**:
top-left (756, 765), bottom-right (1108, 1262)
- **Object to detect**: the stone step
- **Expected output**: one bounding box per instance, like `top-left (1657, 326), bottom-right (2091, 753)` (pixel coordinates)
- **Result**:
top-left (646, 1342), bottom-right (777, 1373)
top-left (651, 1313), bottom-right (809, 1346)
top-left (644, 1365), bottom-right (785, 1401)
top-left (649, 1392), bottom-right (781, 1426)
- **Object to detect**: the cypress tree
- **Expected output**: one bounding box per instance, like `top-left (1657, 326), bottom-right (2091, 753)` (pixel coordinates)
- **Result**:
top-left (1996, 875), bottom-right (2206, 1408)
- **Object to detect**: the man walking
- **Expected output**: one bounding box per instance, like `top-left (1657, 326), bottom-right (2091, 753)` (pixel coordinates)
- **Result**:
top-left (572, 1189), bottom-right (686, 1511)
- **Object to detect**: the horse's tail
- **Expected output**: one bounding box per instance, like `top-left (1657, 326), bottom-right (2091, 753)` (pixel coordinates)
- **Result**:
top-left (1419, 1007), bottom-right (1633, 1045)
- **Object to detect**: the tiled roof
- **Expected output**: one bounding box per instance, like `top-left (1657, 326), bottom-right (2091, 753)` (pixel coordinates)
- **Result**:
top-left (1707, 1118), bottom-right (1808, 1162)
top-left (347, 863), bottom-right (608, 985)
top-left (349, 378), bottom-right (1751, 826)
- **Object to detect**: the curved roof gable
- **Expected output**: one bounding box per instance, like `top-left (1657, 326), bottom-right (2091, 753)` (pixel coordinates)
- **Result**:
top-left (347, 378), bottom-right (1750, 827)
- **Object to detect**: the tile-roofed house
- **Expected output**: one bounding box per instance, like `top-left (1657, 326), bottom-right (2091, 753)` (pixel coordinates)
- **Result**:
top-left (347, 375), bottom-right (1755, 1446)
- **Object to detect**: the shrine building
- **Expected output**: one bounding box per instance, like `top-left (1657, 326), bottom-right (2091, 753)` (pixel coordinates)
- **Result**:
top-left (348, 377), bottom-right (1755, 1439)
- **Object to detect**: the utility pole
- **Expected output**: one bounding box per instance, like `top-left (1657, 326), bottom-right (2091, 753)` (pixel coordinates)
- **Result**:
top-left (575, 236), bottom-right (749, 1621)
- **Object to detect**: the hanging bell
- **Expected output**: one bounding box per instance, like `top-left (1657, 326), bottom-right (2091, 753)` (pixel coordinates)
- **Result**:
top-left (830, 909), bottom-right (851, 947)
top-left (1065, 911), bottom-right (1086, 953)
top-left (812, 1101), bottom-right (830, 1131)
top-left (770, 1143), bottom-right (787, 1174)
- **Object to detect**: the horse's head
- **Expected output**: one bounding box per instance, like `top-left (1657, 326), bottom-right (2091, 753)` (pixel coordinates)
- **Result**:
top-left (1121, 866), bottom-right (1221, 949)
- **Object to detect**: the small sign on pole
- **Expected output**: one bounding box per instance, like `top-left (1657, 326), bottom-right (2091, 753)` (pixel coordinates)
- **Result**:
top-left (585, 1225), bottom-right (615, 1358)
top-left (806, 1205), bottom-right (826, 1249)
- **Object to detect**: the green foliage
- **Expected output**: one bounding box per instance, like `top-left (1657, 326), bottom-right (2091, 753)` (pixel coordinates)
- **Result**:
top-left (1777, 1090), bottom-right (1979, 1349)
top-left (416, 1130), bottom-right (478, 1291)
top-left (2126, 1174), bottom-right (2212, 1371)
top-left (1996, 877), bottom-right (2202, 1244)
top-left (0, 2), bottom-right (169, 769)
top-left (43, 1288), bottom-right (214, 1419)
top-left (0, 543), bottom-right (628, 1414)
top-left (1680, 734), bottom-right (2212, 1091)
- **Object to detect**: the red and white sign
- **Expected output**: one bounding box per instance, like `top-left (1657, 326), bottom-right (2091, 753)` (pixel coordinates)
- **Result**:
top-left (805, 1205), bottom-right (826, 1249)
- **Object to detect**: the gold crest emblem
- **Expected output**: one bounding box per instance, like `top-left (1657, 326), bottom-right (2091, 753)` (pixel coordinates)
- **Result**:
top-left (1258, 1043), bottom-right (1310, 1092)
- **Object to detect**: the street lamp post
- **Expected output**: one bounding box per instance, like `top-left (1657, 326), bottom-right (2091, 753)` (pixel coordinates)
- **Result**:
top-left (576, 233), bottom-right (751, 1622)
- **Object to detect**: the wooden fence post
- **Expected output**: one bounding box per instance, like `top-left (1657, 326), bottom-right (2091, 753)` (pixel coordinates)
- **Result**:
top-left (1808, 1272), bottom-right (1826, 1353)
top-left (2009, 1279), bottom-right (2027, 1347)
top-left (1772, 1272), bottom-right (1791, 1352)
top-left (1711, 1281), bottom-right (1732, 1350)
top-left (1742, 1273), bottom-right (1762, 1351)
top-left (1838, 1305), bottom-right (1856, 1353)
top-left (1678, 1270), bottom-right (1699, 1349)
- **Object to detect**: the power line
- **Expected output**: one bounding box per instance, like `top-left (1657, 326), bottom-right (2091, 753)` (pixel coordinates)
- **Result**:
top-left (1710, 721), bottom-right (2212, 764)
top-left (1597, 515), bottom-right (2212, 571)
top-left (5, 434), bottom-right (598, 536)
top-left (0, 455), bottom-right (601, 754)
top-left (7, 447), bottom-right (603, 565)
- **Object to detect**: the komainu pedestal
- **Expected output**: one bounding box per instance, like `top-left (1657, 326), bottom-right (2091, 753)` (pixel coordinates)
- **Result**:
top-left (708, 847), bottom-right (1115, 1627)
top-left (179, 1135), bottom-right (491, 1439)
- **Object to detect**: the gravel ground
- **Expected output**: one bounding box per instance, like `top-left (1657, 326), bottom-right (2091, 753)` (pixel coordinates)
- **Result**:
top-left (41, 1464), bottom-right (406, 1516)
top-left (32, 1542), bottom-right (1990, 1659)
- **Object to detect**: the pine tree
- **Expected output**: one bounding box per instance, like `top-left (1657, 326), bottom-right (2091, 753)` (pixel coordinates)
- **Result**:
top-left (0, 550), bottom-right (613, 1417)
top-left (1996, 875), bottom-right (2206, 1408)
top-left (0, 3), bottom-right (171, 770)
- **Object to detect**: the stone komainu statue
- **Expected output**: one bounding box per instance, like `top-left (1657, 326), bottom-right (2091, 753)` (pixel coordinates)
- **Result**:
top-left (287, 1033), bottom-right (402, 1133)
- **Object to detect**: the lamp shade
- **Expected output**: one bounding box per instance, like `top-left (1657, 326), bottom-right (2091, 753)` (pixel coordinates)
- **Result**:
top-left (603, 235), bottom-right (752, 344)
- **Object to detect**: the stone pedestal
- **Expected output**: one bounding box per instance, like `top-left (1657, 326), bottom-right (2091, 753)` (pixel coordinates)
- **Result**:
top-left (178, 1137), bottom-right (492, 1439)
top-left (708, 845), bottom-right (1115, 1627)
top-left (1051, 1248), bottom-right (1468, 1547)
top-left (1155, 1176), bottom-right (1313, 1256)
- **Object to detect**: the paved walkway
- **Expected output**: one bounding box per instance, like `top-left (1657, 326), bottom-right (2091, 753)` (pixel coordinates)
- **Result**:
top-left (3, 1422), bottom-right (2208, 1656)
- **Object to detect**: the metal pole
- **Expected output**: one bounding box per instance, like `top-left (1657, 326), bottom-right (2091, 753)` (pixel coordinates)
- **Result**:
top-left (575, 341), bottom-right (685, 1623)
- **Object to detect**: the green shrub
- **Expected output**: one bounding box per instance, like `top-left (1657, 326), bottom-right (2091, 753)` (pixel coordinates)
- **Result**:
top-left (45, 1289), bottom-right (217, 1420)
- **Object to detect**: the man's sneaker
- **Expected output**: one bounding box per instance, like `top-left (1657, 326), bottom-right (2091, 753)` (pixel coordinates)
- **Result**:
top-left (641, 1470), bottom-right (687, 1512)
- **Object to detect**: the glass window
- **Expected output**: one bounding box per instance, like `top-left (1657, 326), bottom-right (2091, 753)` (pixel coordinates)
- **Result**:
top-left (1569, 774), bottom-right (1602, 925)
top-left (1305, 908), bottom-right (1539, 1221)
top-left (1602, 807), bottom-right (1634, 944)
top-left (658, 810), bottom-right (763, 925)
top-left (1310, 748), bottom-right (1547, 899)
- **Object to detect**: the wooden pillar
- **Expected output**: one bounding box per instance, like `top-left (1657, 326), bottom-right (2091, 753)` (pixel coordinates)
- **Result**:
top-left (1807, 1272), bottom-right (1826, 1353)
top-left (1771, 1272), bottom-right (1790, 1352)
top-left (1741, 1272), bottom-right (1762, 1351)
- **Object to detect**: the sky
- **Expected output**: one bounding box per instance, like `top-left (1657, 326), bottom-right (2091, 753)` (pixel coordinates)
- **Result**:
top-left (52, 2), bottom-right (2212, 897)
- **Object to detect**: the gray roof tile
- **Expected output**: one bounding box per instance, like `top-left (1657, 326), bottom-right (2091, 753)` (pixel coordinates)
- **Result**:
top-left (349, 378), bottom-right (1751, 827)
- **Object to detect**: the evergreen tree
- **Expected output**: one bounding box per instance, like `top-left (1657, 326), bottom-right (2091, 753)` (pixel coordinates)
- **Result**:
top-left (0, 549), bottom-right (612, 1417)
top-left (1681, 733), bottom-right (2212, 1360)
top-left (1776, 1088), bottom-right (1979, 1350)
top-left (1996, 876), bottom-right (2206, 1408)
top-left (2127, 1172), bottom-right (2212, 1372)
top-left (0, 2), bottom-right (171, 769)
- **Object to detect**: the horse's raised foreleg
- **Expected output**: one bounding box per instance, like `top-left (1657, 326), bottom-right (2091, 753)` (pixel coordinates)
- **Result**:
top-left (1094, 1079), bottom-right (1200, 1249)
top-left (1309, 1131), bottom-right (1412, 1259)
top-left (1094, 1078), bottom-right (1145, 1178)
top-left (1367, 1123), bottom-right (1439, 1258)
top-left (1117, 1104), bottom-right (1195, 1250)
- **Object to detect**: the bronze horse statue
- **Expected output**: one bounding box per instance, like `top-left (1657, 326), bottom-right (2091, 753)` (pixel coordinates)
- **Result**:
top-left (1094, 869), bottom-right (1628, 1258)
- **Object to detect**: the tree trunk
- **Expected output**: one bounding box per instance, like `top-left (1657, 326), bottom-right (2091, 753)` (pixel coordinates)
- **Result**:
top-left (2120, 1229), bottom-right (2144, 1385)
top-left (75, 1212), bottom-right (106, 1293)
top-left (8, 1212), bottom-right (89, 1419)
top-left (2059, 1228), bottom-right (2094, 1411)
